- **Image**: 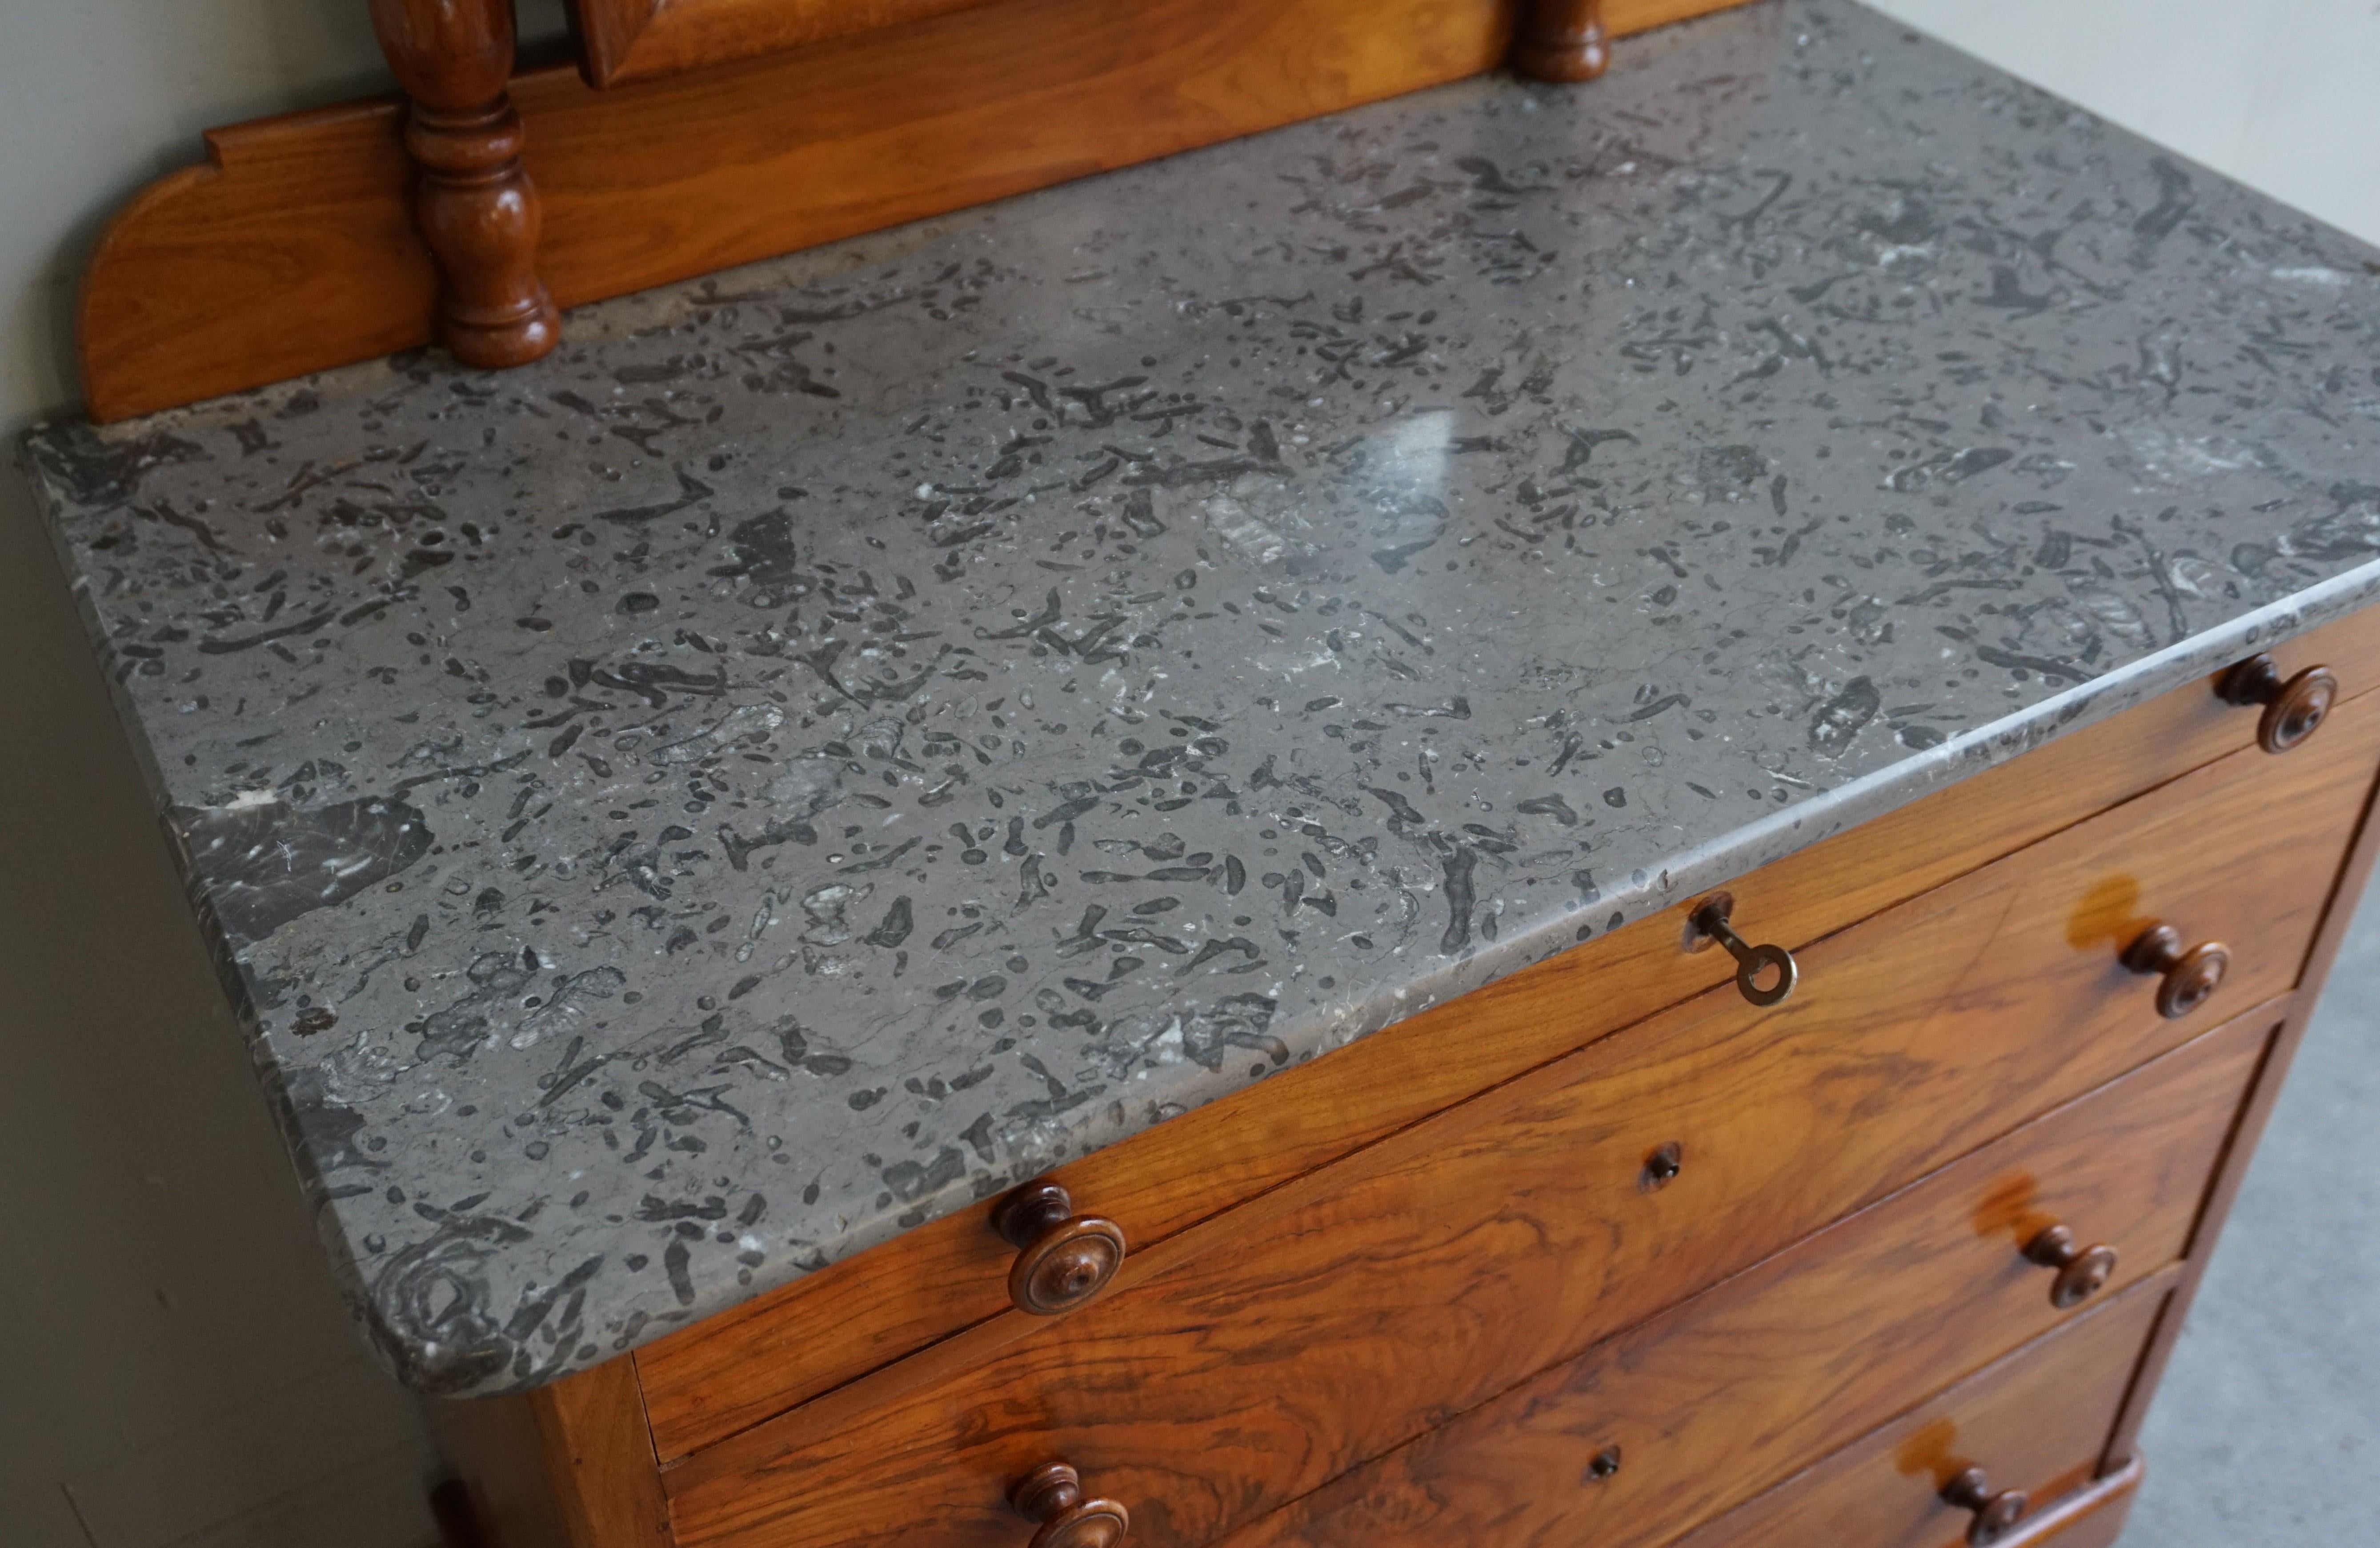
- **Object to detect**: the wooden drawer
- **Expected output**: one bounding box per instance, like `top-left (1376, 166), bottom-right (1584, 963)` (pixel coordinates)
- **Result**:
top-left (1208, 1011), bottom-right (2265, 1548)
top-left (657, 700), bottom-right (2378, 1548)
top-left (636, 611), bottom-right (2380, 1460)
top-left (1671, 1282), bottom-right (2167, 1548)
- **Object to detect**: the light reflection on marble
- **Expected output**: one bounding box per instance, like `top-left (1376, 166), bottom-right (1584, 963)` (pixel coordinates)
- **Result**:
top-left (18, 0), bottom-right (2380, 1392)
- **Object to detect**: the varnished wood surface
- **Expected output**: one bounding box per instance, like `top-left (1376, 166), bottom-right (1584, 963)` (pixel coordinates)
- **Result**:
top-left (535, 1359), bottom-right (675, 1548)
top-left (1668, 1290), bottom-right (2165, 1548)
top-left (2104, 677), bottom-right (2380, 1468)
top-left (1208, 1024), bottom-right (2250, 1548)
top-left (1987, 1460), bottom-right (2145, 1548)
top-left (428, 1355), bottom-right (673, 1548)
top-left (369, 0), bottom-right (562, 368)
top-left (572, 0), bottom-right (1015, 86)
top-left (661, 690), bottom-right (2380, 1530)
top-left (81, 103), bottom-right (440, 424)
top-left (633, 620), bottom-right (2380, 1461)
top-left (80, 0), bottom-right (1756, 421)
top-left (1515, 0), bottom-right (1613, 83)
top-left (672, 1005), bottom-right (2258, 1548)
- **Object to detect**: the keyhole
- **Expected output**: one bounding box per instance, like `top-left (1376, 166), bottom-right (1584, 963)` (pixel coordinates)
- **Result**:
top-left (1641, 1142), bottom-right (1684, 1191)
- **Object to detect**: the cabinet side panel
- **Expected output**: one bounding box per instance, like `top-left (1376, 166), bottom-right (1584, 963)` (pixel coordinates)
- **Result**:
top-left (2104, 732), bottom-right (2380, 1466)
top-left (535, 1359), bottom-right (674, 1548)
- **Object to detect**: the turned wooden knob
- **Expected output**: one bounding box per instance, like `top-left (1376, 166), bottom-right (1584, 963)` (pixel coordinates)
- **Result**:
top-left (1689, 894), bottom-right (1799, 1008)
top-left (2024, 1224), bottom-right (2119, 1309)
top-left (2218, 653), bottom-right (2338, 754)
top-left (993, 1182), bottom-right (1127, 1316)
top-left (1009, 1463), bottom-right (1131, 1548)
top-left (2121, 923), bottom-right (2230, 1020)
top-left (1941, 1466), bottom-right (2030, 1545)
top-left (1513, 0), bottom-right (1611, 82)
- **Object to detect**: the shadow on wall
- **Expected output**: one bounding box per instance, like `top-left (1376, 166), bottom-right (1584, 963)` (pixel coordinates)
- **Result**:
top-left (0, 467), bottom-right (447, 1547)
top-left (0, 7), bottom-right (610, 1543)
top-left (4, 4), bottom-right (2378, 1547)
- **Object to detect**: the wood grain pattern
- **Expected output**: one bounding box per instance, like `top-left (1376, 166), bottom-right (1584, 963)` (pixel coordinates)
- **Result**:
top-left (428, 1354), bottom-right (672, 1548)
top-left (2103, 674), bottom-right (2380, 1469)
top-left (661, 693), bottom-right (2380, 1525)
top-left (2217, 653), bottom-right (2343, 755)
top-left (1205, 1024), bottom-right (2254, 1548)
top-left (1668, 1293), bottom-right (2165, 1548)
top-left (80, 104), bottom-right (436, 423)
top-left (571, 0), bottom-right (1015, 86)
top-left (534, 1358), bottom-right (675, 1548)
top-left (633, 620), bottom-right (2380, 1461)
top-left (671, 1004), bottom-right (2259, 1548)
top-left (568, 0), bottom-right (662, 79)
top-left (80, 0), bottom-right (1758, 421)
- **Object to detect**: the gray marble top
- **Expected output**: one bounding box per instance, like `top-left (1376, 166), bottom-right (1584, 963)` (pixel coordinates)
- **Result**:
top-left (20, 0), bottom-right (2380, 1396)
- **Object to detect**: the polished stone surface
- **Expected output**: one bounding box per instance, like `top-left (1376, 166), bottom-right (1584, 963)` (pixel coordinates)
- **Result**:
top-left (19, 0), bottom-right (2380, 1392)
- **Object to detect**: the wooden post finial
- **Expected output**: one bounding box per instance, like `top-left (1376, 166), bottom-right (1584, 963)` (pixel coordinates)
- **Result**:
top-left (1514, 0), bottom-right (1611, 83)
top-left (369, 0), bottom-right (561, 369)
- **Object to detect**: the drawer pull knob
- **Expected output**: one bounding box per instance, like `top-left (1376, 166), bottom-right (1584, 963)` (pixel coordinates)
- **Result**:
top-left (1941, 1466), bottom-right (2030, 1544)
top-left (2218, 653), bottom-right (2337, 754)
top-left (993, 1182), bottom-right (1128, 1316)
top-left (1009, 1462), bottom-right (1131, 1548)
top-left (2025, 1224), bottom-right (2120, 1308)
top-left (1689, 895), bottom-right (1798, 1008)
top-left (2121, 923), bottom-right (2231, 1020)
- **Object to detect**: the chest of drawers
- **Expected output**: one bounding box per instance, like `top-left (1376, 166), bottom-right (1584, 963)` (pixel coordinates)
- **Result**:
top-left (25, 3), bottom-right (2380, 1545)
top-left (432, 609), bottom-right (2380, 1548)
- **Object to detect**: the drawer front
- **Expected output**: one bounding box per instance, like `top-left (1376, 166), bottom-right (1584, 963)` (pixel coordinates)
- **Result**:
top-left (662, 705), bottom-right (2376, 1548)
top-left (637, 616), bottom-right (2380, 1460)
top-left (1210, 1015), bottom-right (2261, 1548)
top-left (1671, 1283), bottom-right (2167, 1548)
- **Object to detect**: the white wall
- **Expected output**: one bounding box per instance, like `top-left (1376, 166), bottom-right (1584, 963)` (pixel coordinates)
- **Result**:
top-left (0, 3), bottom-right (2372, 1545)
top-left (0, 10), bottom-right (568, 1548)
top-left (1866, 0), bottom-right (2380, 250)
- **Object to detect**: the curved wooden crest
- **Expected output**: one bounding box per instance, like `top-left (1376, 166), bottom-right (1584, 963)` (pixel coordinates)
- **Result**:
top-left (79, 0), bottom-right (1745, 422)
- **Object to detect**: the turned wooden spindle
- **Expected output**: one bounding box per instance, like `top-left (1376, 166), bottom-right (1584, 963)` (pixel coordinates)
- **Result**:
top-left (1514, 0), bottom-right (1611, 83)
top-left (369, 0), bottom-right (561, 368)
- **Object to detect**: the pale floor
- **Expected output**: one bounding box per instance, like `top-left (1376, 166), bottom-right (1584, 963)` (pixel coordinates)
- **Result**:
top-left (2116, 877), bottom-right (2380, 1546)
